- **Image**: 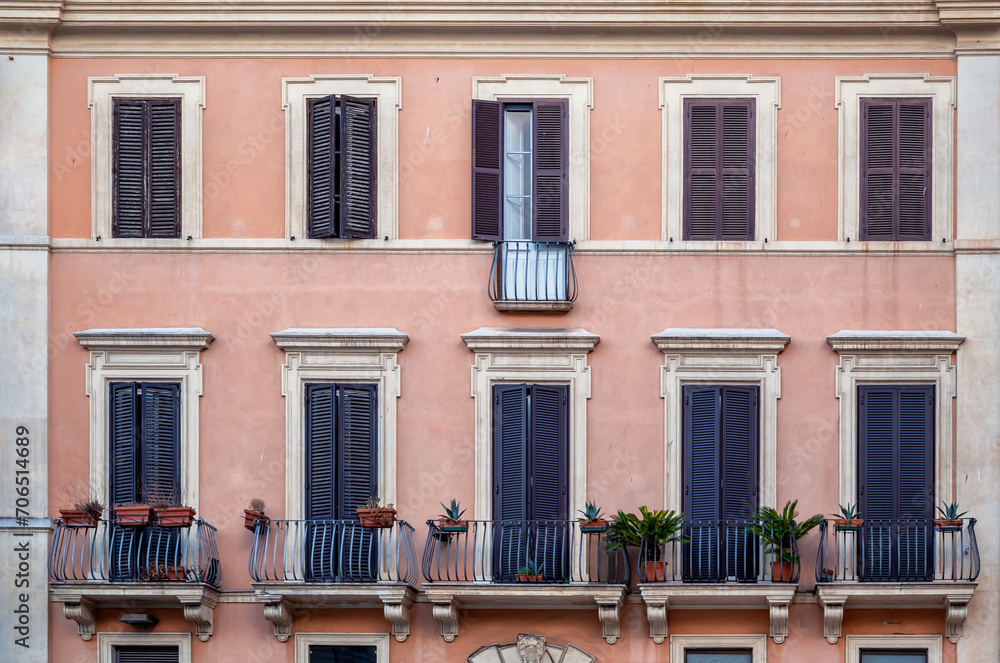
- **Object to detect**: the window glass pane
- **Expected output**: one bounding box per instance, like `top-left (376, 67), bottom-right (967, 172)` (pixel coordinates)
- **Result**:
top-left (686, 650), bottom-right (753, 663)
top-left (860, 652), bottom-right (927, 663)
top-left (309, 645), bottom-right (378, 663)
top-left (503, 108), bottom-right (532, 240)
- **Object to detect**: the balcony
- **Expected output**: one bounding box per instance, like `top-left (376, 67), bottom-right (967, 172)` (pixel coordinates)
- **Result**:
top-left (248, 519), bottom-right (418, 642)
top-left (489, 241), bottom-right (577, 312)
top-left (815, 518), bottom-right (979, 644)
top-left (421, 519), bottom-right (629, 643)
top-left (48, 518), bottom-right (220, 641)
top-left (636, 519), bottom-right (801, 644)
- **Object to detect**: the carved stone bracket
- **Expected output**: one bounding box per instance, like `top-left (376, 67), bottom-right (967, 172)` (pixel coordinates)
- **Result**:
top-left (644, 597), bottom-right (669, 644)
top-left (62, 598), bottom-right (96, 641)
top-left (262, 600), bottom-right (293, 642)
top-left (767, 595), bottom-right (790, 644)
top-left (945, 593), bottom-right (970, 644)
top-left (181, 595), bottom-right (217, 642)
top-left (820, 598), bottom-right (845, 643)
top-left (596, 596), bottom-right (623, 645)
top-left (379, 587), bottom-right (416, 642)
top-left (431, 598), bottom-right (459, 642)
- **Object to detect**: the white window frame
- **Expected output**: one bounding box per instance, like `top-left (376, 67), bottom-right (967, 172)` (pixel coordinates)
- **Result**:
top-left (272, 328), bottom-right (407, 521)
top-left (653, 329), bottom-right (790, 513)
top-left (670, 634), bottom-right (767, 662)
top-left (474, 74), bottom-right (593, 241)
top-left (88, 74), bottom-right (206, 242)
top-left (836, 74), bottom-right (956, 242)
top-left (659, 75), bottom-right (781, 244)
top-left (283, 75), bottom-right (402, 242)
top-left (828, 330), bottom-right (963, 514)
top-left (846, 635), bottom-right (941, 663)
top-left (461, 327), bottom-right (599, 523)
top-left (75, 328), bottom-right (213, 512)
top-left (295, 633), bottom-right (389, 663)
top-left (97, 632), bottom-right (192, 663)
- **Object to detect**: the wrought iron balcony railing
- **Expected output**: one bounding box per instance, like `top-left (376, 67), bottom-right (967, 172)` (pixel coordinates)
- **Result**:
top-left (816, 518), bottom-right (980, 583)
top-left (49, 518), bottom-right (220, 587)
top-left (637, 518), bottom-right (801, 584)
top-left (488, 241), bottom-right (578, 304)
top-left (249, 519), bottom-right (417, 584)
top-left (421, 519), bottom-right (629, 585)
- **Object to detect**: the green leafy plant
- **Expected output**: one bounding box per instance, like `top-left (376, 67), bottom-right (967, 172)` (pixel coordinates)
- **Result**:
top-left (606, 506), bottom-right (688, 561)
top-left (748, 500), bottom-right (823, 563)
top-left (831, 503), bottom-right (860, 521)
top-left (577, 500), bottom-right (605, 521)
top-left (518, 558), bottom-right (544, 576)
top-left (936, 501), bottom-right (967, 522)
top-left (438, 499), bottom-right (466, 522)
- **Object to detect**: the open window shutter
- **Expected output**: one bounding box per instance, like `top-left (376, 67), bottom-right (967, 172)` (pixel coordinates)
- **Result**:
top-left (897, 386), bottom-right (934, 580)
top-left (861, 100), bottom-right (897, 240)
top-left (493, 384), bottom-right (528, 580)
top-left (897, 100), bottom-right (932, 240)
top-left (307, 95), bottom-right (338, 238)
top-left (115, 646), bottom-right (180, 663)
top-left (148, 99), bottom-right (181, 238)
top-left (532, 100), bottom-right (568, 241)
top-left (140, 383), bottom-right (180, 503)
top-left (340, 96), bottom-right (378, 239)
top-left (471, 99), bottom-right (503, 241)
top-left (683, 385), bottom-right (721, 581)
top-left (720, 100), bottom-right (755, 240)
top-left (529, 384), bottom-right (568, 581)
top-left (305, 384), bottom-right (336, 580)
top-left (113, 100), bottom-right (146, 238)
top-left (721, 386), bottom-right (758, 580)
top-left (684, 101), bottom-right (719, 240)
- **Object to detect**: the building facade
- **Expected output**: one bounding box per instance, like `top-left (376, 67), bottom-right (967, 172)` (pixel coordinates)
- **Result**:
top-left (1, 1), bottom-right (998, 662)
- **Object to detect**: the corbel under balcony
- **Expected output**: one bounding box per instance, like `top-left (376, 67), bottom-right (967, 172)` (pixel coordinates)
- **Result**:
top-left (639, 584), bottom-right (796, 644)
top-left (423, 584), bottom-right (626, 644)
top-left (50, 584), bottom-right (219, 642)
top-left (816, 583), bottom-right (977, 644)
top-left (253, 584), bottom-right (417, 643)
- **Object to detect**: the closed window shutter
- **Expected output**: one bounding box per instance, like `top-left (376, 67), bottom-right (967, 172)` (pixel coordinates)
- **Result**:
top-left (140, 383), bottom-right (181, 503)
top-left (148, 99), bottom-right (181, 238)
top-left (683, 385), bottom-right (722, 581)
top-left (109, 382), bottom-right (139, 505)
top-left (307, 95), bottom-right (338, 239)
top-left (471, 99), bottom-right (503, 241)
top-left (113, 101), bottom-right (146, 238)
top-left (721, 386), bottom-right (759, 580)
top-left (684, 99), bottom-right (755, 241)
top-left (529, 384), bottom-right (568, 581)
top-left (338, 384), bottom-right (377, 514)
top-left (339, 95), bottom-right (378, 239)
top-left (305, 384), bottom-right (336, 520)
top-left (493, 384), bottom-right (528, 579)
top-left (532, 100), bottom-right (569, 241)
top-left (861, 98), bottom-right (932, 241)
top-left (115, 646), bottom-right (180, 663)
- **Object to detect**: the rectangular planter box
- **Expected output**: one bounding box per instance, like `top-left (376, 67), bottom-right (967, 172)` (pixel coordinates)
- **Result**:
top-left (114, 505), bottom-right (153, 527)
top-left (59, 509), bottom-right (99, 528)
top-left (155, 506), bottom-right (196, 527)
top-left (357, 508), bottom-right (396, 528)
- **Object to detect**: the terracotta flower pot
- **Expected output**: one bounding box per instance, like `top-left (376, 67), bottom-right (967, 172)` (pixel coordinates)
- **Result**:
top-left (644, 560), bottom-right (668, 582)
top-left (771, 560), bottom-right (795, 582)
top-left (578, 519), bottom-right (609, 533)
top-left (114, 505), bottom-right (153, 527)
top-left (833, 518), bottom-right (863, 531)
top-left (155, 506), bottom-right (196, 527)
top-left (516, 573), bottom-right (542, 582)
top-left (436, 519), bottom-right (469, 533)
top-left (59, 508), bottom-right (99, 528)
top-left (934, 519), bottom-right (964, 530)
top-left (244, 509), bottom-right (269, 532)
top-left (357, 507), bottom-right (397, 528)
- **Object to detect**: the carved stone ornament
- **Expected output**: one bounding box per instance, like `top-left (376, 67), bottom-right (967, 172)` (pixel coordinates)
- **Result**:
top-left (468, 634), bottom-right (596, 663)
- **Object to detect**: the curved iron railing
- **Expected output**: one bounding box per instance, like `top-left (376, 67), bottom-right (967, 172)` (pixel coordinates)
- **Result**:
top-left (49, 518), bottom-right (220, 587)
top-left (488, 241), bottom-right (578, 303)
top-left (421, 519), bottom-right (629, 585)
top-left (816, 517), bottom-right (979, 583)
top-left (637, 518), bottom-right (800, 584)
top-left (249, 519), bottom-right (417, 585)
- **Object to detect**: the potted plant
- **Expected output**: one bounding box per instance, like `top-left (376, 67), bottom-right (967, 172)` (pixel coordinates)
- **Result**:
top-left (517, 558), bottom-right (544, 582)
top-left (748, 500), bottom-right (823, 582)
top-left (577, 500), bottom-right (609, 533)
top-left (606, 506), bottom-right (688, 582)
top-left (357, 496), bottom-right (396, 528)
top-left (831, 503), bottom-right (863, 531)
top-left (436, 499), bottom-right (468, 533)
top-left (59, 497), bottom-right (104, 528)
top-left (114, 502), bottom-right (153, 527)
top-left (144, 486), bottom-right (196, 527)
top-left (244, 497), bottom-right (269, 532)
top-left (934, 501), bottom-right (967, 530)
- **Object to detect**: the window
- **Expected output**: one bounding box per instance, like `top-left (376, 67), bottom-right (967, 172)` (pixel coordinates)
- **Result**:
top-left (307, 95), bottom-right (377, 239)
top-left (109, 382), bottom-right (181, 505)
top-left (686, 650), bottom-right (753, 663)
top-left (860, 99), bottom-right (932, 240)
top-left (309, 645), bottom-right (377, 663)
top-left (860, 652), bottom-right (927, 663)
top-left (683, 99), bottom-right (755, 241)
top-left (846, 635), bottom-right (941, 663)
top-left (283, 76), bottom-right (401, 242)
top-left (682, 385), bottom-right (759, 581)
top-left (670, 635), bottom-right (766, 662)
top-left (858, 384), bottom-right (934, 581)
top-left (115, 646), bottom-right (180, 663)
top-left (295, 634), bottom-right (388, 663)
top-left (88, 75), bottom-right (205, 240)
top-left (492, 383), bottom-right (569, 581)
top-left (97, 633), bottom-right (191, 663)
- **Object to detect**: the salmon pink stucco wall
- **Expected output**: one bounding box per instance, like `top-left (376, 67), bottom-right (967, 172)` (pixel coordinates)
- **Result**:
top-left (49, 58), bottom-right (955, 242)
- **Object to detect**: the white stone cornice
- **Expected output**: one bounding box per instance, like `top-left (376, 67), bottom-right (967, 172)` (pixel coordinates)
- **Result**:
top-left (271, 328), bottom-right (409, 353)
top-left (827, 330), bottom-right (965, 353)
top-left (74, 327), bottom-right (215, 350)
top-left (652, 328), bottom-right (791, 354)
top-left (461, 327), bottom-right (599, 353)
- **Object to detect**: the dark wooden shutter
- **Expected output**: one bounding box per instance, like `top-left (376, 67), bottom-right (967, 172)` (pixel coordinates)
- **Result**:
top-left (338, 384), bottom-right (377, 514)
top-left (140, 383), bottom-right (181, 503)
top-left (861, 98), bottom-right (932, 241)
top-left (684, 99), bottom-right (755, 241)
top-left (340, 95), bottom-right (377, 239)
top-left (859, 385), bottom-right (934, 581)
top-left (532, 100), bottom-right (569, 241)
top-left (683, 385), bottom-right (721, 581)
top-left (109, 382), bottom-right (139, 505)
top-left (305, 384), bottom-right (337, 580)
top-left (148, 100), bottom-right (181, 238)
top-left (307, 95), bottom-right (337, 239)
top-left (493, 384), bottom-right (528, 579)
top-left (721, 386), bottom-right (759, 580)
top-left (113, 101), bottom-right (146, 238)
top-left (472, 99), bottom-right (503, 241)
top-left (115, 646), bottom-right (180, 663)
top-left (529, 384), bottom-right (569, 581)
